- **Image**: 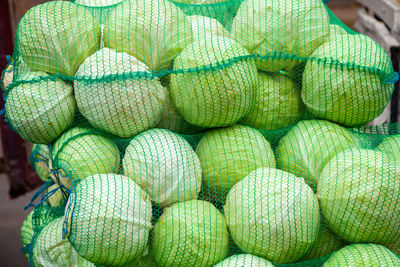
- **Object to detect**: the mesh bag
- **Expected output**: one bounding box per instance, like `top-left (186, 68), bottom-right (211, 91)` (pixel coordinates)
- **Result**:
top-left (2, 0), bottom-right (400, 266)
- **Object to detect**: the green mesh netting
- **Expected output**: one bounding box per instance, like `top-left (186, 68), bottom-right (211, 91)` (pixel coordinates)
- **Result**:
top-left (2, 0), bottom-right (400, 266)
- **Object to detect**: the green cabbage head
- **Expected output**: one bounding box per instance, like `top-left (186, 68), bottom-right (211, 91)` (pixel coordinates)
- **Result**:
top-left (224, 167), bottom-right (320, 264)
top-left (275, 120), bottom-right (360, 190)
top-left (152, 200), bottom-right (229, 266)
top-left (104, 0), bottom-right (193, 71)
top-left (5, 72), bottom-right (75, 144)
top-left (240, 71), bottom-right (303, 130)
top-left (171, 36), bottom-right (257, 128)
top-left (196, 124), bottom-right (276, 203)
top-left (302, 34), bottom-right (393, 127)
top-left (65, 174), bottom-right (152, 266)
top-left (16, 1), bottom-right (100, 76)
top-left (323, 244), bottom-right (400, 267)
top-left (214, 254), bottom-right (274, 267)
top-left (317, 149), bottom-right (400, 245)
top-left (231, 0), bottom-right (329, 72)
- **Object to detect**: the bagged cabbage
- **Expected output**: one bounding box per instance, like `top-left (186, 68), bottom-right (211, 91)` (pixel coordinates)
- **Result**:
top-left (74, 48), bottom-right (167, 138)
top-left (171, 36), bottom-right (257, 128)
top-left (31, 144), bottom-right (51, 182)
top-left (231, 0), bottom-right (329, 72)
top-left (214, 254), bottom-right (274, 267)
top-left (52, 127), bottom-right (120, 187)
top-left (240, 71), bottom-right (303, 130)
top-left (189, 15), bottom-right (229, 40)
top-left (275, 120), bottom-right (360, 189)
top-left (65, 174), bottom-right (152, 266)
top-left (317, 149), bottom-right (400, 245)
top-left (21, 210), bottom-right (34, 258)
top-left (377, 135), bottom-right (400, 163)
top-left (323, 244), bottom-right (400, 267)
top-left (196, 124), bottom-right (275, 202)
top-left (15, 1), bottom-right (100, 76)
top-left (123, 128), bottom-right (202, 207)
top-left (32, 217), bottom-right (94, 267)
top-left (5, 72), bottom-right (75, 144)
top-left (152, 200), bottom-right (229, 266)
top-left (302, 34), bottom-right (393, 127)
top-left (104, 0), bottom-right (193, 71)
top-left (224, 168), bottom-right (320, 264)
top-left (300, 226), bottom-right (344, 261)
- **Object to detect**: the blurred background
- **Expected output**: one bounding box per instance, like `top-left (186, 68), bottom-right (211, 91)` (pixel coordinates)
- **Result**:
top-left (0, 0), bottom-right (398, 265)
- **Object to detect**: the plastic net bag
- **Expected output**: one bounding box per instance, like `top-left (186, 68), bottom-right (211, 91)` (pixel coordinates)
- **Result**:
top-left (3, 0), bottom-right (399, 266)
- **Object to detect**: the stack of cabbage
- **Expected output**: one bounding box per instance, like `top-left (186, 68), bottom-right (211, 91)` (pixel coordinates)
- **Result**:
top-left (3, 0), bottom-right (400, 266)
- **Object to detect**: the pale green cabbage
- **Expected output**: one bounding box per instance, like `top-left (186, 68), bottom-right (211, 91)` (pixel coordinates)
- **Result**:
top-left (196, 124), bottom-right (275, 203)
top-left (240, 71), bottom-right (303, 130)
top-left (16, 1), bottom-right (100, 76)
top-left (275, 120), bottom-right (360, 190)
top-left (123, 128), bottom-right (202, 207)
top-left (189, 15), bottom-right (229, 40)
top-left (152, 200), bottom-right (229, 266)
top-left (52, 127), bottom-right (120, 188)
top-left (231, 0), bottom-right (329, 72)
top-left (32, 217), bottom-right (94, 267)
top-left (377, 135), bottom-right (400, 163)
top-left (5, 72), bottom-right (75, 144)
top-left (224, 168), bottom-right (320, 264)
top-left (214, 254), bottom-right (274, 267)
top-left (302, 34), bottom-right (393, 127)
top-left (104, 0), bottom-right (193, 71)
top-left (323, 244), bottom-right (400, 267)
top-left (74, 48), bottom-right (167, 138)
top-left (31, 144), bottom-right (51, 182)
top-left (65, 174), bottom-right (152, 266)
top-left (171, 36), bottom-right (257, 127)
top-left (317, 149), bottom-right (400, 245)
top-left (300, 226), bottom-right (344, 261)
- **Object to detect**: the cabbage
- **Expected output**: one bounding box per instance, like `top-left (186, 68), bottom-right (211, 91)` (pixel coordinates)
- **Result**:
top-left (74, 0), bottom-right (123, 7)
top-left (21, 210), bottom-right (34, 259)
top-left (377, 135), bottom-right (400, 163)
top-left (189, 15), bottom-right (229, 40)
top-left (225, 168), bottom-right (319, 263)
top-left (5, 72), bottom-right (75, 144)
top-left (15, 1), bottom-right (100, 76)
top-left (31, 144), bottom-right (51, 182)
top-left (156, 84), bottom-right (203, 134)
top-left (323, 244), bottom-right (400, 267)
top-left (196, 124), bottom-right (275, 202)
top-left (171, 36), bottom-right (257, 127)
top-left (231, 0), bottom-right (329, 72)
top-left (317, 149), bottom-right (400, 245)
top-left (302, 34), bottom-right (393, 127)
top-left (52, 127), bottom-right (120, 187)
top-left (74, 48), bottom-right (167, 138)
top-left (65, 174), bottom-right (152, 266)
top-left (240, 71), bottom-right (303, 130)
top-left (152, 200), bottom-right (229, 266)
top-left (123, 128), bottom-right (202, 207)
top-left (300, 226), bottom-right (344, 261)
top-left (275, 120), bottom-right (360, 190)
top-left (214, 254), bottom-right (274, 267)
top-left (32, 217), bottom-right (94, 267)
top-left (104, 0), bottom-right (193, 71)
